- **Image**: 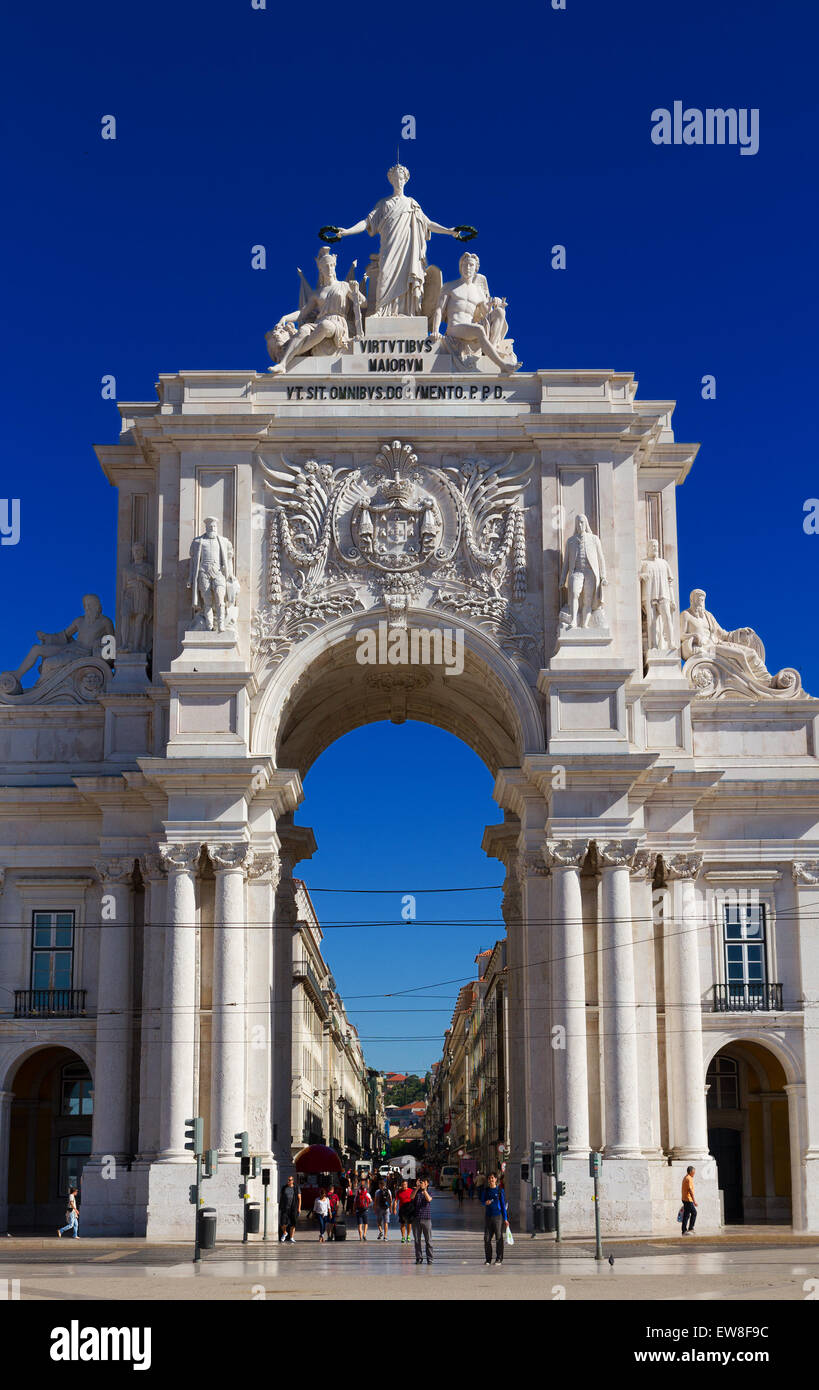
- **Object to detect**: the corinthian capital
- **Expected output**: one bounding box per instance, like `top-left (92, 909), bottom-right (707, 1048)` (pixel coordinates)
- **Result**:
top-left (596, 839), bottom-right (640, 870)
top-left (248, 851), bottom-right (281, 887)
top-left (158, 842), bottom-right (201, 875)
top-left (545, 839), bottom-right (588, 871)
top-left (95, 857), bottom-right (135, 885)
top-left (663, 852), bottom-right (703, 881)
top-left (793, 860), bottom-right (819, 886)
top-left (206, 842), bottom-right (254, 873)
top-left (139, 852), bottom-right (168, 882)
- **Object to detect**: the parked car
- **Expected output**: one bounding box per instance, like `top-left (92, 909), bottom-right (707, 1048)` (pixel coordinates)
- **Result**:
top-left (439, 1163), bottom-right (458, 1189)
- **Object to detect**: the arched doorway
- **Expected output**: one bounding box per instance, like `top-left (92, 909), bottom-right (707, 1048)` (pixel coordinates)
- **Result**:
top-left (706, 1041), bottom-right (792, 1225)
top-left (6, 1047), bottom-right (93, 1232)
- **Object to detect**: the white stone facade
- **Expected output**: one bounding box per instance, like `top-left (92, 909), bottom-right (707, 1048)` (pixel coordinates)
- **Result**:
top-left (1, 239), bottom-right (818, 1236)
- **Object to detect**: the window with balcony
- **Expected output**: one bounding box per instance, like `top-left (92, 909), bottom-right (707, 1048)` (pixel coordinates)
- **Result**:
top-left (714, 900), bottom-right (782, 1011)
top-left (14, 911), bottom-right (87, 1017)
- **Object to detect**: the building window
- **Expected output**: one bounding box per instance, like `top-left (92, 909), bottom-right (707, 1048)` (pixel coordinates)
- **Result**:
top-left (31, 911), bottom-right (74, 991)
top-left (706, 1056), bottom-right (739, 1110)
top-left (59, 1135), bottom-right (92, 1195)
top-left (724, 901), bottom-right (767, 988)
top-left (61, 1064), bottom-right (93, 1117)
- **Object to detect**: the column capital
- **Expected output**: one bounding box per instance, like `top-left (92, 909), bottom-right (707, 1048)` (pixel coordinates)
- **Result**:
top-left (545, 838), bottom-right (588, 871)
top-left (596, 838), bottom-right (640, 871)
top-left (516, 850), bottom-right (549, 886)
top-left (206, 841), bottom-right (253, 873)
top-left (247, 851), bottom-right (281, 887)
top-left (139, 852), bottom-right (168, 882)
top-left (664, 852), bottom-right (703, 881)
top-left (94, 857), bottom-right (135, 886)
top-left (158, 842), bottom-right (201, 874)
top-left (793, 860), bottom-right (819, 886)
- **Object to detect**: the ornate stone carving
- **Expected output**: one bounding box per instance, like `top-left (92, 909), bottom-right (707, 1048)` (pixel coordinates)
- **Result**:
top-left (119, 543), bottom-right (154, 654)
top-left (158, 843), bottom-right (201, 875)
top-left (663, 852), bottom-right (703, 881)
top-left (139, 853), bottom-right (168, 882)
top-left (188, 518), bottom-right (239, 633)
top-left (558, 515), bottom-right (608, 631)
top-left (206, 842), bottom-right (254, 873)
top-left (267, 247), bottom-right (367, 373)
top-left (1, 595), bottom-right (115, 701)
top-left (252, 442), bottom-right (533, 668)
top-left (681, 588), bottom-right (808, 700)
top-left (595, 839), bottom-right (640, 869)
top-left (793, 861), bottom-right (819, 885)
top-left (640, 540), bottom-right (676, 652)
top-left (247, 852), bottom-right (281, 888)
top-left (95, 857), bottom-right (135, 885)
top-left (431, 252), bottom-right (519, 373)
top-left (515, 851), bottom-right (550, 886)
top-left (545, 839), bottom-right (588, 871)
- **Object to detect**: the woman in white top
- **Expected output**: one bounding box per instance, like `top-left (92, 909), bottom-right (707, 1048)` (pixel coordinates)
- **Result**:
top-left (313, 1187), bottom-right (331, 1242)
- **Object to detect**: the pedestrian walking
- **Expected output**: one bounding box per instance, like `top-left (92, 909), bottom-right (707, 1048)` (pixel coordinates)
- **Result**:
top-left (346, 1178), bottom-right (358, 1216)
top-left (278, 1174), bottom-right (301, 1242)
top-left (396, 1178), bottom-right (415, 1243)
top-left (483, 1172), bottom-right (508, 1265)
top-left (313, 1188), bottom-right (331, 1242)
top-left (412, 1178), bottom-right (433, 1265)
top-left (374, 1180), bottom-right (392, 1240)
top-left (681, 1166), bottom-right (698, 1234)
top-left (354, 1182), bottom-right (373, 1240)
top-left (327, 1186), bottom-right (340, 1239)
top-left (57, 1187), bottom-right (80, 1239)
top-left (456, 1174), bottom-right (465, 1206)
top-left (467, 1172), bottom-right (475, 1200)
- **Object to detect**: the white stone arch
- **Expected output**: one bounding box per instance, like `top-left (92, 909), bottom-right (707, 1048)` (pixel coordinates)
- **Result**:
top-left (703, 1030), bottom-right (802, 1087)
top-left (250, 608), bottom-right (545, 776)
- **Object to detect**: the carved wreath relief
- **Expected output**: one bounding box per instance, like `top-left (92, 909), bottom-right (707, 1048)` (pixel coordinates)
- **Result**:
top-left (251, 440), bottom-right (536, 669)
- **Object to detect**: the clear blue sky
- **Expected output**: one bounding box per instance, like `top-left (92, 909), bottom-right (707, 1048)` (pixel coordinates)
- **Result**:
top-left (2, 1), bottom-right (817, 1071)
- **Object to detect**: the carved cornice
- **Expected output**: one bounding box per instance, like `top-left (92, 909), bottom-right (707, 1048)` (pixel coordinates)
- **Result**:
top-left (94, 857), bottom-right (135, 886)
top-left (544, 839), bottom-right (588, 871)
top-left (663, 852), bottom-right (703, 882)
top-left (158, 842), bottom-right (201, 875)
top-left (247, 851), bottom-right (281, 887)
top-left (206, 842), bottom-right (254, 873)
top-left (793, 861), bottom-right (819, 886)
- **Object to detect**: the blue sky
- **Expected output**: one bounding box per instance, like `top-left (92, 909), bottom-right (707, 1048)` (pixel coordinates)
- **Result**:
top-left (2, 1), bottom-right (817, 1070)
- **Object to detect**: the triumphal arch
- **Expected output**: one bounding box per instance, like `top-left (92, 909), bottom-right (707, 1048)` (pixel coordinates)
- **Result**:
top-left (1, 164), bottom-right (818, 1237)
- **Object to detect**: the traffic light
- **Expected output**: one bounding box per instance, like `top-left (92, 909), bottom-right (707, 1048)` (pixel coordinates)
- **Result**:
top-left (530, 1140), bottom-right (544, 1168)
top-left (589, 1151), bottom-right (602, 1178)
top-left (554, 1125), bottom-right (569, 1156)
top-left (234, 1131), bottom-right (249, 1160)
top-left (543, 1151), bottom-right (554, 1176)
top-left (556, 1179), bottom-right (567, 1198)
top-left (240, 1156), bottom-right (251, 1177)
top-left (185, 1117), bottom-right (203, 1156)
top-left (203, 1149), bottom-right (218, 1178)
top-left (261, 1168), bottom-right (271, 1187)
top-left (521, 1162), bottom-right (530, 1182)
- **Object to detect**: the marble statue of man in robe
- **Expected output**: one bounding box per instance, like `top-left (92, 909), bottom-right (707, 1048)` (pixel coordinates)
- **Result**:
top-left (188, 517), bottom-right (235, 632)
top-left (334, 164), bottom-right (459, 317)
top-left (640, 538), bottom-right (676, 650)
top-left (2, 594), bottom-right (115, 692)
top-left (680, 588), bottom-right (769, 679)
top-left (119, 542), bottom-right (154, 652)
top-left (559, 514), bottom-right (607, 629)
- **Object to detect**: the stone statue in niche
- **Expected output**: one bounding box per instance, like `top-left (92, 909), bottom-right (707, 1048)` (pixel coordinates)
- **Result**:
top-left (640, 539), bottom-right (676, 650)
top-left (431, 252), bottom-right (519, 373)
top-left (119, 542), bottom-right (154, 652)
top-left (267, 247), bottom-right (367, 374)
top-left (558, 514), bottom-right (607, 630)
top-left (188, 517), bottom-right (238, 633)
top-left (324, 163), bottom-right (469, 318)
top-left (0, 594), bottom-right (115, 694)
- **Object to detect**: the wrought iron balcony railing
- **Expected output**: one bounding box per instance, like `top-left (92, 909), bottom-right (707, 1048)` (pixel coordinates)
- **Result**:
top-left (14, 989), bottom-right (88, 1018)
top-left (713, 983), bottom-right (783, 1012)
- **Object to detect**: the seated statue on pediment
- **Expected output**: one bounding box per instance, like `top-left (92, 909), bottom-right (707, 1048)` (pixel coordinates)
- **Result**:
top-left (1, 594), bottom-right (115, 696)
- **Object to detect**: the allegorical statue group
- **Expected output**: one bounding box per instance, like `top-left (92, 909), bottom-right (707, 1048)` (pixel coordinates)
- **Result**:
top-left (265, 164), bottom-right (519, 375)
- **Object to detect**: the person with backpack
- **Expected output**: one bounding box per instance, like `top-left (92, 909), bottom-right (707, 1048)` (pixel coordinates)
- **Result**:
top-left (327, 1186), bottom-right (340, 1239)
top-left (483, 1172), bottom-right (509, 1265)
top-left (374, 1180), bottom-right (392, 1240)
top-left (396, 1178), bottom-right (415, 1243)
top-left (354, 1181), bottom-right (373, 1239)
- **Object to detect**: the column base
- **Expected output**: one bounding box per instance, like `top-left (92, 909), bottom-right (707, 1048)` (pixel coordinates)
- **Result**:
top-left (545, 1156), bottom-right (721, 1236)
top-left (78, 1157), bottom-right (280, 1238)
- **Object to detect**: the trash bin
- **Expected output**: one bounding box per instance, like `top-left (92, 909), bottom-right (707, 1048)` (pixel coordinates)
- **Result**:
top-left (543, 1201), bottom-right (557, 1234)
top-left (198, 1206), bottom-right (217, 1250)
top-left (246, 1201), bottom-right (261, 1235)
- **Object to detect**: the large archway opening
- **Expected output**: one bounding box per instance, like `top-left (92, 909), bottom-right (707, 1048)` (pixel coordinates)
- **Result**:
top-left (6, 1046), bottom-right (93, 1232)
top-left (706, 1040), bottom-right (792, 1225)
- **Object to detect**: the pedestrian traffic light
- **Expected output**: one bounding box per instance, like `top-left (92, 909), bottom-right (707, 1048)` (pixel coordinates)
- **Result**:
top-left (234, 1131), bottom-right (249, 1160)
top-left (203, 1149), bottom-right (218, 1178)
top-left (589, 1151), bottom-right (602, 1178)
top-left (543, 1151), bottom-right (554, 1175)
top-left (261, 1168), bottom-right (271, 1187)
top-left (554, 1125), bottom-right (569, 1156)
top-left (556, 1180), bottom-right (567, 1198)
top-left (185, 1117), bottom-right (203, 1156)
top-left (240, 1156), bottom-right (251, 1177)
top-left (521, 1162), bottom-right (530, 1182)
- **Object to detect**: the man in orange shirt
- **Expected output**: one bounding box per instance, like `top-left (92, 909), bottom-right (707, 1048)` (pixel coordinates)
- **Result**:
top-left (681, 1166), bottom-right (697, 1234)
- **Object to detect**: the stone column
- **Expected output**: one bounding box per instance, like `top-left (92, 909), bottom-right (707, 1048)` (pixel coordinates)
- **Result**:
top-left (516, 850), bottom-right (552, 1151)
top-left (792, 862), bottom-right (819, 1232)
top-left (207, 842), bottom-right (253, 1155)
top-left (272, 849), bottom-right (300, 1171)
top-left (664, 853), bottom-right (709, 1159)
top-left (0, 1091), bottom-right (13, 1234)
top-left (598, 840), bottom-right (642, 1157)
top-left (157, 843), bottom-right (200, 1158)
top-left (247, 852), bottom-right (280, 1156)
top-left (136, 854), bottom-right (168, 1158)
top-left (92, 858), bottom-right (135, 1159)
top-left (545, 840), bottom-right (590, 1153)
top-left (501, 859), bottom-right (526, 1173)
